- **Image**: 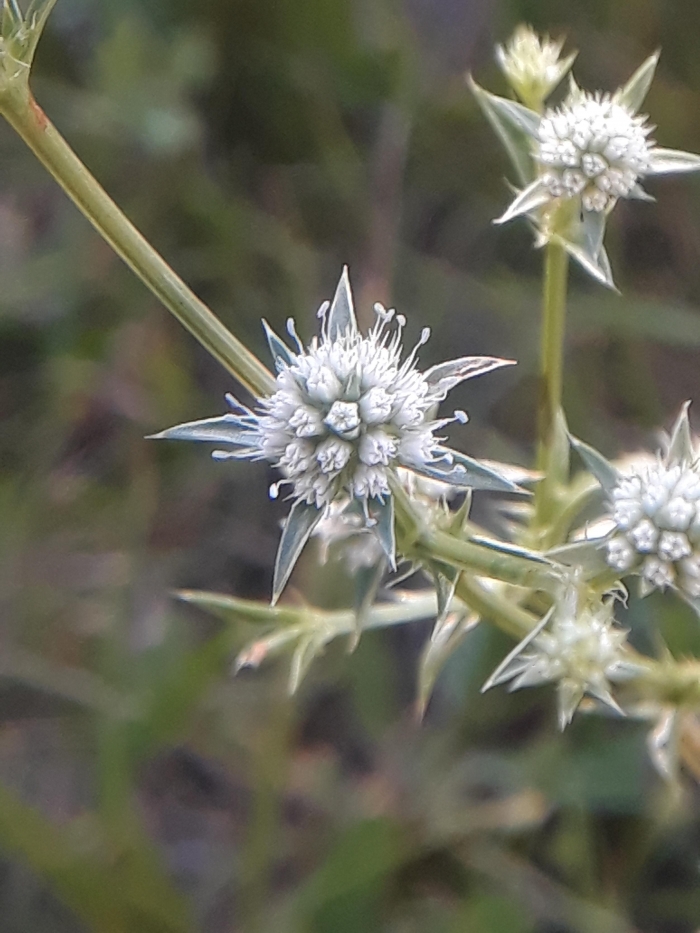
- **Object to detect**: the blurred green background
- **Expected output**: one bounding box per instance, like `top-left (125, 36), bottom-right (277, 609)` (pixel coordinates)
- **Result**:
top-left (3, 0), bottom-right (700, 930)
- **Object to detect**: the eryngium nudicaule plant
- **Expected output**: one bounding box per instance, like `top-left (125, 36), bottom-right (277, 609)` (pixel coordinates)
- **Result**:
top-left (152, 269), bottom-right (517, 601)
top-left (483, 584), bottom-right (640, 729)
top-left (8, 5), bottom-right (700, 775)
top-left (471, 50), bottom-right (700, 287)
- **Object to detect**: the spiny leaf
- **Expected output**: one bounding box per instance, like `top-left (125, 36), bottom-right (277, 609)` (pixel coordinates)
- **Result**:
top-left (557, 234), bottom-right (617, 291)
top-left (177, 589), bottom-right (303, 625)
top-left (495, 178), bottom-right (550, 225)
top-left (272, 500), bottom-right (324, 604)
top-left (416, 610), bottom-right (479, 720)
top-left (367, 495), bottom-right (396, 570)
top-left (424, 355), bottom-right (516, 395)
top-left (614, 51), bottom-right (660, 112)
top-left (288, 633), bottom-right (328, 694)
top-left (468, 77), bottom-right (538, 185)
top-left (666, 400), bottom-right (694, 463)
top-left (547, 539), bottom-right (611, 576)
top-left (648, 148), bottom-right (700, 174)
top-left (406, 449), bottom-right (524, 494)
top-left (469, 534), bottom-right (554, 565)
top-left (148, 412), bottom-right (251, 446)
top-left (327, 265), bottom-right (358, 340)
top-left (262, 319), bottom-right (295, 368)
top-left (350, 559), bottom-right (387, 649)
top-left (568, 434), bottom-right (620, 494)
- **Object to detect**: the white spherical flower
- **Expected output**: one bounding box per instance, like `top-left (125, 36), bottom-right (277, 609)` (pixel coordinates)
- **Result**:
top-left (604, 409), bottom-right (700, 599)
top-left (536, 93), bottom-right (653, 212)
top-left (152, 269), bottom-right (517, 601)
top-left (483, 586), bottom-right (639, 729)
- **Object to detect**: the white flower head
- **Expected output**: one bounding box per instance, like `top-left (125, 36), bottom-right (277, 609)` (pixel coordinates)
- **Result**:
top-left (536, 91), bottom-right (654, 212)
top-left (604, 404), bottom-right (700, 600)
top-left (152, 269), bottom-right (517, 602)
top-left (497, 53), bottom-right (700, 227)
top-left (473, 51), bottom-right (700, 288)
top-left (483, 585), bottom-right (639, 729)
top-left (496, 24), bottom-right (576, 108)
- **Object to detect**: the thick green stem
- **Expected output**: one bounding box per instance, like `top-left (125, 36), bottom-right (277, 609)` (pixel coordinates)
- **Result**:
top-left (391, 478), bottom-right (562, 596)
top-left (0, 86), bottom-right (275, 398)
top-left (533, 239), bottom-right (569, 525)
top-left (454, 575), bottom-right (534, 640)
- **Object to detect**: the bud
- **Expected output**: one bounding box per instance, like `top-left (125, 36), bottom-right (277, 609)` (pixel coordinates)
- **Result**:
top-left (482, 584), bottom-right (640, 729)
top-left (496, 24), bottom-right (576, 110)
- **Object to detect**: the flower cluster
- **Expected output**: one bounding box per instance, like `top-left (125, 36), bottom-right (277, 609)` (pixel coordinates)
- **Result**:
top-left (536, 92), bottom-right (653, 212)
top-left (606, 454), bottom-right (700, 598)
top-left (483, 585), bottom-right (639, 729)
top-left (153, 269), bottom-right (516, 600)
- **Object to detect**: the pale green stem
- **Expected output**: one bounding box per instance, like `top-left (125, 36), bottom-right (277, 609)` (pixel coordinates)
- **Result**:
top-left (390, 478), bottom-right (562, 596)
top-left (454, 574), bottom-right (534, 640)
top-left (533, 239), bottom-right (569, 525)
top-left (178, 588), bottom-right (447, 633)
top-left (0, 85), bottom-right (275, 397)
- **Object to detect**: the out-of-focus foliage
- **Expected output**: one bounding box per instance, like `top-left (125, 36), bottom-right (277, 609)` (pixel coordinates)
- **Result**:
top-left (3, 0), bottom-right (700, 930)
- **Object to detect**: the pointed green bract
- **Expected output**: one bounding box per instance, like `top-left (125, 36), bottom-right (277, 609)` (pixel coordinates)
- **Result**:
top-left (352, 560), bottom-right (387, 635)
top-left (288, 633), bottom-right (327, 694)
top-left (424, 355), bottom-right (516, 395)
top-left (569, 434), bottom-right (620, 494)
top-left (666, 400), bottom-right (694, 463)
top-left (272, 500), bottom-right (324, 605)
top-left (614, 50), bottom-right (660, 112)
top-left (469, 533), bottom-right (554, 565)
top-left (416, 609), bottom-right (479, 720)
top-left (367, 496), bottom-right (396, 570)
top-left (468, 77), bottom-right (538, 185)
top-left (494, 178), bottom-right (549, 224)
top-left (326, 265), bottom-right (357, 340)
top-left (262, 319), bottom-right (295, 369)
top-left (407, 449), bottom-right (523, 494)
top-left (582, 209), bottom-right (606, 259)
top-left (547, 540), bottom-right (611, 576)
top-left (555, 234), bottom-right (617, 291)
top-left (149, 414), bottom-right (250, 446)
top-left (648, 148), bottom-right (700, 174)
top-left (481, 608), bottom-right (554, 693)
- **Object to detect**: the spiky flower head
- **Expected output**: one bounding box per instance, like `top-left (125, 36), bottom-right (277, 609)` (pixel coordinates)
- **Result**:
top-left (152, 269), bottom-right (517, 602)
top-left (472, 51), bottom-right (700, 288)
top-left (483, 585), bottom-right (639, 729)
top-left (536, 91), bottom-right (654, 212)
top-left (605, 404), bottom-right (700, 599)
top-left (497, 55), bottom-right (700, 225)
top-left (496, 24), bottom-right (576, 109)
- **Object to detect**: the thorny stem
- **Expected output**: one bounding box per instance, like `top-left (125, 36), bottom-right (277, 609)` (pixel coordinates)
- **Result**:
top-left (533, 238), bottom-right (569, 526)
top-left (0, 85), bottom-right (275, 398)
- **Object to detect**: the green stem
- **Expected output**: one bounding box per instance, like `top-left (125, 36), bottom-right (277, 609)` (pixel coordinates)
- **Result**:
top-left (0, 86), bottom-right (275, 398)
top-left (390, 478), bottom-right (561, 595)
top-left (455, 575), bottom-right (534, 640)
top-left (533, 238), bottom-right (569, 527)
